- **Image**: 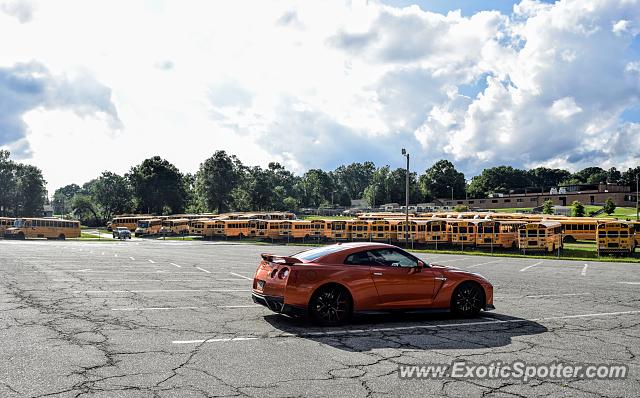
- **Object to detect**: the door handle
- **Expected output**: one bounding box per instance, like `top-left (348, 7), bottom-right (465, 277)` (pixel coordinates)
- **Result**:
top-left (434, 277), bottom-right (447, 281)
top-left (373, 272), bottom-right (383, 276)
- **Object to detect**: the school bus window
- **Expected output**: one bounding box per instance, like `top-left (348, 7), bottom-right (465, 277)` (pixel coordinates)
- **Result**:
top-left (607, 231), bottom-right (618, 238)
top-left (620, 230), bottom-right (629, 237)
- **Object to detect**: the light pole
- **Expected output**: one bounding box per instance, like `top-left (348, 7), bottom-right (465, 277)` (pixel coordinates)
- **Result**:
top-left (402, 149), bottom-right (409, 247)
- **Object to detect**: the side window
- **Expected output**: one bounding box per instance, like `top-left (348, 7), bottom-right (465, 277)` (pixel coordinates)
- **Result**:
top-left (344, 251), bottom-right (372, 265)
top-left (370, 249), bottom-right (417, 268)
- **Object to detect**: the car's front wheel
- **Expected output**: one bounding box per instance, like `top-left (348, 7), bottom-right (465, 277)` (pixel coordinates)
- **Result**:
top-left (451, 282), bottom-right (484, 317)
top-left (309, 285), bottom-right (352, 326)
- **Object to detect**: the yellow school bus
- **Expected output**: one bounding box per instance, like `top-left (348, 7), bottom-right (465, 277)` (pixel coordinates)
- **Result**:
top-left (350, 220), bottom-right (371, 240)
top-left (518, 221), bottom-right (562, 252)
top-left (630, 221), bottom-right (640, 247)
top-left (424, 219), bottom-right (449, 244)
top-left (309, 219), bottom-right (330, 239)
top-left (395, 220), bottom-right (427, 243)
top-left (249, 219), bottom-right (269, 238)
top-left (265, 220), bottom-right (285, 239)
top-left (559, 219), bottom-right (598, 242)
top-left (326, 220), bottom-right (351, 240)
top-left (4, 218), bottom-right (81, 240)
top-left (160, 218), bottom-right (190, 236)
top-left (279, 220), bottom-right (313, 239)
top-left (596, 221), bottom-right (635, 255)
top-left (223, 220), bottom-right (250, 238)
top-left (476, 220), bottom-right (524, 249)
top-left (370, 219), bottom-right (397, 242)
top-left (110, 215), bottom-right (154, 232)
top-left (0, 217), bottom-right (15, 235)
top-left (447, 219), bottom-right (480, 247)
top-left (135, 218), bottom-right (163, 237)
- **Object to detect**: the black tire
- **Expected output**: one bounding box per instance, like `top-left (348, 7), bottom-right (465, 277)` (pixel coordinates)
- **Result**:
top-left (17, 232), bottom-right (25, 240)
top-left (309, 285), bottom-right (352, 326)
top-left (58, 234), bottom-right (66, 241)
top-left (451, 282), bottom-right (484, 317)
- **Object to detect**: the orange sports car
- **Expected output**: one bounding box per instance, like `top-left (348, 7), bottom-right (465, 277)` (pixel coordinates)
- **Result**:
top-left (252, 242), bottom-right (494, 325)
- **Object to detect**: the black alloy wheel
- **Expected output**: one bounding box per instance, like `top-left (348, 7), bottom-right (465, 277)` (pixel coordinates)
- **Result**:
top-left (452, 282), bottom-right (483, 317)
top-left (310, 285), bottom-right (352, 325)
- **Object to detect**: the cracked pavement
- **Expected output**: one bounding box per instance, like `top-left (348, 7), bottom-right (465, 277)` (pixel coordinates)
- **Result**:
top-left (1, 240), bottom-right (639, 397)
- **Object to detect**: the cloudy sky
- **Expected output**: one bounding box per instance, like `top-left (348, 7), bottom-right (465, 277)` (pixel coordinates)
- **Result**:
top-left (1, 0), bottom-right (639, 193)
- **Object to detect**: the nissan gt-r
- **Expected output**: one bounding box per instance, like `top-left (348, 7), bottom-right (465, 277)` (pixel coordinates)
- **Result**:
top-left (251, 242), bottom-right (494, 325)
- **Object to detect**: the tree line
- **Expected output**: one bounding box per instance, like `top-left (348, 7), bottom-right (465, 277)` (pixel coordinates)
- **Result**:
top-left (0, 149), bottom-right (638, 226)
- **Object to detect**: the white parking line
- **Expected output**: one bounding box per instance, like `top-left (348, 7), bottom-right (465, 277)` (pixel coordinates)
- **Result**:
top-left (581, 264), bottom-right (589, 276)
top-left (129, 257), bottom-right (135, 261)
top-left (174, 337), bottom-right (259, 344)
top-left (76, 289), bottom-right (251, 293)
top-left (170, 263), bottom-right (181, 268)
top-left (114, 254), bottom-right (118, 257)
top-left (230, 272), bottom-right (253, 280)
top-left (495, 293), bottom-right (593, 299)
top-left (112, 305), bottom-right (260, 311)
top-left (519, 261), bottom-right (543, 272)
top-left (432, 258), bottom-right (462, 263)
top-left (617, 282), bottom-right (640, 285)
top-left (172, 309), bottom-right (640, 344)
top-left (467, 259), bottom-right (502, 269)
top-left (148, 259), bottom-right (156, 264)
top-left (38, 271), bottom-right (215, 274)
top-left (196, 267), bottom-right (211, 274)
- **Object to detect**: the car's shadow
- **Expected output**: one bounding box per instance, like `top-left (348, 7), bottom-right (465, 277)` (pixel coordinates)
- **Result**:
top-left (263, 312), bottom-right (547, 352)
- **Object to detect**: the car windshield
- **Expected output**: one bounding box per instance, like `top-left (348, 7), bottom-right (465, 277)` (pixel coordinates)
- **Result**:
top-left (138, 221), bottom-right (149, 228)
top-left (293, 245), bottom-right (346, 261)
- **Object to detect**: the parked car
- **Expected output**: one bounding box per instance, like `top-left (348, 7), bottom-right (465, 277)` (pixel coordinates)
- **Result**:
top-left (112, 227), bottom-right (132, 239)
top-left (252, 242), bottom-right (494, 325)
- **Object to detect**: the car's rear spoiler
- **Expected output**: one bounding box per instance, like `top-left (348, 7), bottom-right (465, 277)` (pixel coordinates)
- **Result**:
top-left (261, 253), bottom-right (302, 265)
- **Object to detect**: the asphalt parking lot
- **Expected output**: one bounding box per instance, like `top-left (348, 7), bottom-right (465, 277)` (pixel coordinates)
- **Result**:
top-left (1, 240), bottom-right (639, 397)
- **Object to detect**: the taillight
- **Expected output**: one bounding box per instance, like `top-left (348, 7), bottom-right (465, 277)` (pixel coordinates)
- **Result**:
top-left (278, 267), bottom-right (289, 279)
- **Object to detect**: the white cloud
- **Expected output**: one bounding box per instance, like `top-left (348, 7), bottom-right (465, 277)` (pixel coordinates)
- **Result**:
top-left (0, 0), bottom-right (639, 192)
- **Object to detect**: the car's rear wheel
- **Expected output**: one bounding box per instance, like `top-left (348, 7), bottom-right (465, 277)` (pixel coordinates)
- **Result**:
top-left (309, 285), bottom-right (352, 326)
top-left (451, 282), bottom-right (484, 317)
top-left (58, 234), bottom-right (66, 240)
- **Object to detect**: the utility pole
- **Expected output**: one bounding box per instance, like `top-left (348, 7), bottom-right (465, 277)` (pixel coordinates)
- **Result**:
top-left (636, 174), bottom-right (639, 221)
top-left (402, 149), bottom-right (409, 247)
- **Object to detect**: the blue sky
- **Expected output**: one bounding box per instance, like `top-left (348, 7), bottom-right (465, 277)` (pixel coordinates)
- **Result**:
top-left (0, 0), bottom-right (639, 192)
top-left (381, 0), bottom-right (554, 16)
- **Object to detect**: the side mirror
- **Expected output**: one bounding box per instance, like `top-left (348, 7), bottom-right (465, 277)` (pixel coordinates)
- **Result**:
top-left (417, 260), bottom-right (427, 268)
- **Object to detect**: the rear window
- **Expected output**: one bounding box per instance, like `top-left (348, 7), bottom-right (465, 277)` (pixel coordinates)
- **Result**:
top-left (294, 245), bottom-right (345, 261)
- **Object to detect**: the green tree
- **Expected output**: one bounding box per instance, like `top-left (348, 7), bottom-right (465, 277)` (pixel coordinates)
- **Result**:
top-left (52, 184), bottom-right (82, 215)
top-left (542, 199), bottom-right (554, 215)
top-left (333, 162), bottom-right (376, 199)
top-left (453, 204), bottom-right (469, 212)
top-left (526, 167), bottom-right (571, 188)
top-left (71, 194), bottom-right (101, 226)
top-left (363, 166), bottom-right (391, 207)
top-left (298, 169), bottom-right (335, 207)
top-left (13, 164), bottom-right (47, 217)
top-left (282, 196), bottom-right (300, 211)
top-left (0, 150), bottom-right (16, 216)
top-left (571, 201), bottom-right (585, 217)
top-left (195, 151), bottom-right (241, 213)
top-left (603, 197), bottom-right (616, 215)
top-left (91, 172), bottom-right (134, 223)
top-left (418, 159), bottom-right (465, 200)
top-left (128, 156), bottom-right (187, 214)
top-left (467, 166), bottom-right (530, 198)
